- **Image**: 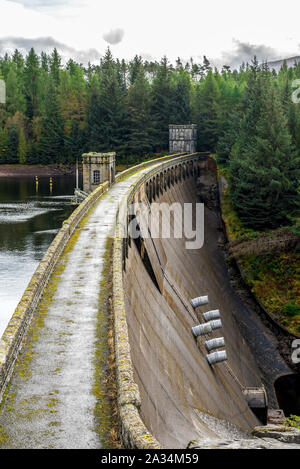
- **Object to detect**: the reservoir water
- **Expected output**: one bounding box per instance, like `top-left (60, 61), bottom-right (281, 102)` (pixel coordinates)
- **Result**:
top-left (0, 175), bottom-right (76, 337)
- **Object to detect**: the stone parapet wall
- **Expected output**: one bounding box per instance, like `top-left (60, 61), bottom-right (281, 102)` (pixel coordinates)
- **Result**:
top-left (114, 153), bottom-right (184, 182)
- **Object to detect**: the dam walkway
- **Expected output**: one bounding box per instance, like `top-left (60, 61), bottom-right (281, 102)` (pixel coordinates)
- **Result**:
top-left (0, 167), bottom-right (151, 449)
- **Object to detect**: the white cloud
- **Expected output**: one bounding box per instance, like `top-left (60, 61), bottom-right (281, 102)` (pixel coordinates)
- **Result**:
top-left (6, 0), bottom-right (68, 8)
top-left (1, 0), bottom-right (300, 66)
top-left (103, 28), bottom-right (125, 46)
top-left (0, 36), bottom-right (101, 64)
top-left (215, 40), bottom-right (284, 69)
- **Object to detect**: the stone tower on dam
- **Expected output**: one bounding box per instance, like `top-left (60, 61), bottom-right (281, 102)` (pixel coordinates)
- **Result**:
top-left (82, 152), bottom-right (116, 193)
top-left (169, 124), bottom-right (197, 153)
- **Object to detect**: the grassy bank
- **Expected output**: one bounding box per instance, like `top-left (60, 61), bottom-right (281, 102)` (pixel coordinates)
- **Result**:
top-left (219, 166), bottom-right (300, 336)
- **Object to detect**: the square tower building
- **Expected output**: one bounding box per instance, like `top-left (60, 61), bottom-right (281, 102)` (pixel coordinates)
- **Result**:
top-left (169, 125), bottom-right (197, 154)
top-left (82, 152), bottom-right (116, 193)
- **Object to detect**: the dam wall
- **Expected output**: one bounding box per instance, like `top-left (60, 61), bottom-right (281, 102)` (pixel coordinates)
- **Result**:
top-left (112, 154), bottom-right (267, 449)
top-left (112, 155), bottom-right (295, 449)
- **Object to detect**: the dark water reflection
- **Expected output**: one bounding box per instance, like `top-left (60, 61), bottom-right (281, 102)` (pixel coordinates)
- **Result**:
top-left (0, 176), bottom-right (78, 336)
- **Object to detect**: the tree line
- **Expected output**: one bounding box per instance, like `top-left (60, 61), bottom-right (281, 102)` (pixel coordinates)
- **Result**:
top-left (0, 48), bottom-right (299, 231)
top-left (0, 48), bottom-right (211, 166)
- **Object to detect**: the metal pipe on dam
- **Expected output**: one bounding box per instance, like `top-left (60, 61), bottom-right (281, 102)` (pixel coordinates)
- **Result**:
top-left (122, 164), bottom-right (292, 449)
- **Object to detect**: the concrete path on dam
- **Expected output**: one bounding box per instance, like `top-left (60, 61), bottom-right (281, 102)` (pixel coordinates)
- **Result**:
top-left (0, 168), bottom-right (150, 449)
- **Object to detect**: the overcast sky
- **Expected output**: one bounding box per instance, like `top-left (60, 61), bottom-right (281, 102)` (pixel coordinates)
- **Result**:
top-left (1, 0), bottom-right (300, 67)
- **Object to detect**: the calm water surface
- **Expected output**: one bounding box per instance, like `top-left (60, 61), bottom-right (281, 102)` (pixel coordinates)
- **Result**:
top-left (0, 176), bottom-right (77, 337)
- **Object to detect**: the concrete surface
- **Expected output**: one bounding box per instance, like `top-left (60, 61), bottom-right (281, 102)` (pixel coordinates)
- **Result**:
top-left (123, 176), bottom-right (291, 448)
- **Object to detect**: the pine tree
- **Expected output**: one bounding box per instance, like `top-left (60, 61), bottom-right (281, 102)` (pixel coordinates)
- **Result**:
top-left (193, 70), bottom-right (219, 151)
top-left (126, 68), bottom-right (153, 157)
top-left (232, 58), bottom-right (266, 156)
top-left (87, 74), bottom-right (102, 151)
top-left (6, 125), bottom-right (19, 164)
top-left (151, 56), bottom-right (173, 151)
top-left (230, 81), bottom-right (300, 229)
top-left (41, 52), bottom-right (49, 72)
top-left (129, 55), bottom-right (143, 85)
top-left (170, 69), bottom-right (192, 124)
top-left (6, 68), bottom-right (26, 115)
top-left (50, 48), bottom-right (62, 86)
top-left (38, 78), bottom-right (65, 164)
top-left (216, 79), bottom-right (243, 164)
top-left (12, 49), bottom-right (24, 72)
top-left (89, 49), bottom-right (126, 153)
top-left (18, 128), bottom-right (27, 164)
top-left (18, 130), bottom-right (27, 164)
top-left (0, 127), bottom-right (9, 162)
top-left (24, 48), bottom-right (40, 120)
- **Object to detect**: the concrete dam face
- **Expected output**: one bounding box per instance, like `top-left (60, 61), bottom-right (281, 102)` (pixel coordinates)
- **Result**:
top-left (123, 163), bottom-right (264, 448)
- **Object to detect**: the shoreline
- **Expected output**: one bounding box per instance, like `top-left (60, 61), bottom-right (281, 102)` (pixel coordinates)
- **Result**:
top-left (0, 164), bottom-right (79, 178)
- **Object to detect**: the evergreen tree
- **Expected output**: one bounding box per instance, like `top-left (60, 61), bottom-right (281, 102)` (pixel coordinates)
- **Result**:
top-left (87, 74), bottom-right (102, 151)
top-left (41, 52), bottom-right (49, 72)
top-left (24, 48), bottom-right (40, 120)
top-left (193, 70), bottom-right (219, 151)
top-left (12, 49), bottom-right (24, 72)
top-left (151, 56), bottom-right (173, 151)
top-left (0, 127), bottom-right (9, 162)
top-left (170, 69), bottom-right (192, 124)
top-left (232, 58), bottom-right (266, 156)
top-left (230, 81), bottom-right (300, 229)
top-left (126, 68), bottom-right (153, 157)
top-left (6, 68), bottom-right (26, 115)
top-left (18, 128), bottom-right (27, 164)
top-left (129, 55), bottom-right (143, 85)
top-left (0, 48), bottom-right (299, 238)
top-left (50, 48), bottom-right (62, 86)
top-left (91, 49), bottom-right (126, 152)
top-left (216, 79), bottom-right (243, 164)
top-left (38, 78), bottom-right (65, 164)
top-left (6, 125), bottom-right (19, 163)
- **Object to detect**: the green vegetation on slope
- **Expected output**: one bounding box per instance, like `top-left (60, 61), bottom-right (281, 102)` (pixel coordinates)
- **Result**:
top-left (220, 167), bottom-right (300, 336)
